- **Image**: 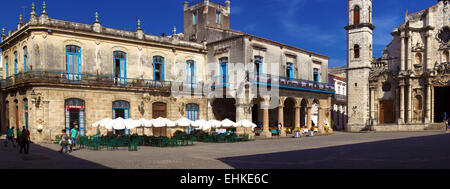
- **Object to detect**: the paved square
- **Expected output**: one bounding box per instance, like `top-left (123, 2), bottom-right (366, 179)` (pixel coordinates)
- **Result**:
top-left (1, 131), bottom-right (449, 169)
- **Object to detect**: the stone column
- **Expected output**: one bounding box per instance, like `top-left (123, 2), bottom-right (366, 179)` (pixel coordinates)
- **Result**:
top-left (235, 98), bottom-right (245, 122)
top-left (295, 103), bottom-right (300, 129)
top-left (398, 83), bottom-right (405, 124)
top-left (425, 31), bottom-right (432, 70)
top-left (277, 104), bottom-right (286, 136)
top-left (262, 97), bottom-right (271, 138)
top-left (400, 35), bottom-right (406, 71)
top-left (307, 103), bottom-right (312, 130)
top-left (407, 84), bottom-right (413, 123)
top-left (426, 84), bottom-right (432, 123)
top-left (407, 32), bottom-right (413, 71)
top-left (370, 86), bottom-right (376, 125)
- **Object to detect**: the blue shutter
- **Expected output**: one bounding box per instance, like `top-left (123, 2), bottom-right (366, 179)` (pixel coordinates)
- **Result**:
top-left (5, 58), bottom-right (8, 78)
top-left (79, 109), bottom-right (85, 136)
top-left (65, 108), bottom-right (70, 133)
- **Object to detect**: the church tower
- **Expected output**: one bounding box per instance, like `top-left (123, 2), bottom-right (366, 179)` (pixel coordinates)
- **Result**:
top-left (345, 0), bottom-right (375, 131)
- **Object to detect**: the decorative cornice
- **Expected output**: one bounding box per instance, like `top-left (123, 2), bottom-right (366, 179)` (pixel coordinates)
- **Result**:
top-left (344, 23), bottom-right (375, 31)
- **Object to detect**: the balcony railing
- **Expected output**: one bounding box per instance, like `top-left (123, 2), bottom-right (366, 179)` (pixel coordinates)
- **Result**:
top-left (332, 94), bottom-right (346, 101)
top-left (1, 71), bottom-right (174, 91)
top-left (247, 72), bottom-right (335, 93)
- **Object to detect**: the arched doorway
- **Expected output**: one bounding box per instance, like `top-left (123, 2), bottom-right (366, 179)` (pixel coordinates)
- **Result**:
top-left (65, 98), bottom-right (86, 136)
top-left (113, 100), bottom-right (130, 135)
top-left (252, 97), bottom-right (263, 127)
top-left (212, 98), bottom-right (236, 121)
top-left (152, 102), bottom-right (168, 137)
top-left (5, 101), bottom-right (9, 129)
top-left (300, 99), bottom-right (307, 126)
top-left (283, 98), bottom-right (295, 131)
top-left (14, 99), bottom-right (18, 128)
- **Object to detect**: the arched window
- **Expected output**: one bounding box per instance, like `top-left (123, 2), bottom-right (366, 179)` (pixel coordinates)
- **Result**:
top-left (65, 98), bottom-right (86, 136)
top-left (313, 68), bottom-right (319, 83)
top-left (14, 51), bottom-right (18, 75)
top-left (219, 57), bottom-right (228, 84)
top-left (66, 45), bottom-right (82, 81)
top-left (153, 56), bottom-right (165, 82)
top-left (354, 44), bottom-right (360, 58)
top-left (354, 5), bottom-right (360, 25)
top-left (216, 11), bottom-right (221, 24)
top-left (23, 47), bottom-right (28, 73)
top-left (187, 60), bottom-right (196, 88)
top-left (114, 51), bottom-right (127, 85)
top-left (254, 56), bottom-right (263, 74)
top-left (5, 56), bottom-right (8, 78)
top-left (186, 103), bottom-right (199, 121)
top-left (368, 7), bottom-right (372, 24)
top-left (193, 11), bottom-right (198, 25)
top-left (286, 62), bottom-right (293, 80)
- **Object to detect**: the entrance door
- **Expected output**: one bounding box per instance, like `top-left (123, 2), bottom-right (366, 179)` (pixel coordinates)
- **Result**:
top-left (65, 98), bottom-right (86, 136)
top-left (152, 102), bottom-right (167, 119)
top-left (434, 87), bottom-right (450, 123)
top-left (379, 100), bottom-right (394, 124)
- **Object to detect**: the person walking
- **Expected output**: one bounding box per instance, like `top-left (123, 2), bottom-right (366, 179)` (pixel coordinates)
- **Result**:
top-left (58, 129), bottom-right (69, 154)
top-left (4, 127), bottom-right (15, 147)
top-left (19, 127), bottom-right (25, 154)
top-left (277, 123), bottom-right (282, 136)
top-left (16, 127), bottom-right (22, 147)
top-left (69, 126), bottom-right (79, 152)
top-left (23, 128), bottom-right (30, 154)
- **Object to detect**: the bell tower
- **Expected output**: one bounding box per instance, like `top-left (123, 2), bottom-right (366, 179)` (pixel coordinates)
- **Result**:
top-left (345, 0), bottom-right (375, 131)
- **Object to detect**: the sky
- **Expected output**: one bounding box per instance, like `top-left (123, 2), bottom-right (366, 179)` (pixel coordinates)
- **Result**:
top-left (0, 0), bottom-right (440, 68)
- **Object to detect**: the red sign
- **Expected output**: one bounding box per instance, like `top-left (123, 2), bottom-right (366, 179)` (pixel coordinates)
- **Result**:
top-left (66, 105), bottom-right (85, 109)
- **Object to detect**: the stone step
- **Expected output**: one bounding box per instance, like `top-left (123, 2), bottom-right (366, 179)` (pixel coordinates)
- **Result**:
top-left (425, 123), bottom-right (446, 130)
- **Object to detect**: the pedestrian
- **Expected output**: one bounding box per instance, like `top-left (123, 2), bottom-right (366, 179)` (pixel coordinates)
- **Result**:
top-left (23, 128), bottom-right (30, 154)
top-left (58, 129), bottom-right (69, 154)
top-left (16, 127), bottom-right (22, 146)
top-left (69, 126), bottom-right (79, 152)
top-left (278, 123), bottom-right (282, 136)
top-left (4, 127), bottom-right (15, 147)
top-left (19, 127), bottom-right (27, 154)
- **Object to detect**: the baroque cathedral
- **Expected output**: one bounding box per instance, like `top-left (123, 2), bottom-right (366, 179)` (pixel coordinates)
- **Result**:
top-left (346, 0), bottom-right (450, 132)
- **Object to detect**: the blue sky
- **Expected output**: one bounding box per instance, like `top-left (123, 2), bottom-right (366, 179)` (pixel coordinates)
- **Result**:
top-left (0, 0), bottom-right (439, 68)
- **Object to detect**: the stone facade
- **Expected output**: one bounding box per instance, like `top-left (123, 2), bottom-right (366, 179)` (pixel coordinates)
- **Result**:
top-left (347, 0), bottom-right (450, 131)
top-left (1, 1), bottom-right (334, 141)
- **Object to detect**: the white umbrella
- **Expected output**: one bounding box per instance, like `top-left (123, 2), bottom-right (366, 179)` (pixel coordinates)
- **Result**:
top-left (125, 119), bottom-right (142, 129)
top-left (152, 117), bottom-right (175, 128)
top-left (112, 117), bottom-right (126, 130)
top-left (93, 118), bottom-right (114, 130)
top-left (221, 119), bottom-right (237, 128)
top-left (237, 119), bottom-right (257, 128)
top-left (139, 118), bottom-right (153, 128)
top-left (192, 120), bottom-right (209, 129)
top-left (208, 120), bottom-right (222, 128)
top-left (175, 117), bottom-right (194, 127)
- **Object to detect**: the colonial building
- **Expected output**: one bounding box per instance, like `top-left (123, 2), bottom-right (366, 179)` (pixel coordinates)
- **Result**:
top-left (329, 73), bottom-right (347, 131)
top-left (0, 3), bottom-right (208, 141)
top-left (184, 0), bottom-right (334, 137)
top-left (1, 0), bottom-right (334, 141)
top-left (346, 0), bottom-right (450, 131)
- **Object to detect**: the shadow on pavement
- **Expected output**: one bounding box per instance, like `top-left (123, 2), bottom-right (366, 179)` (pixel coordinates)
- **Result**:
top-left (0, 139), bottom-right (110, 169)
top-left (218, 133), bottom-right (450, 169)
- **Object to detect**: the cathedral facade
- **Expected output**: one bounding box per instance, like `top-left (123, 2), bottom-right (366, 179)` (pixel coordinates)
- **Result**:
top-left (346, 0), bottom-right (450, 132)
